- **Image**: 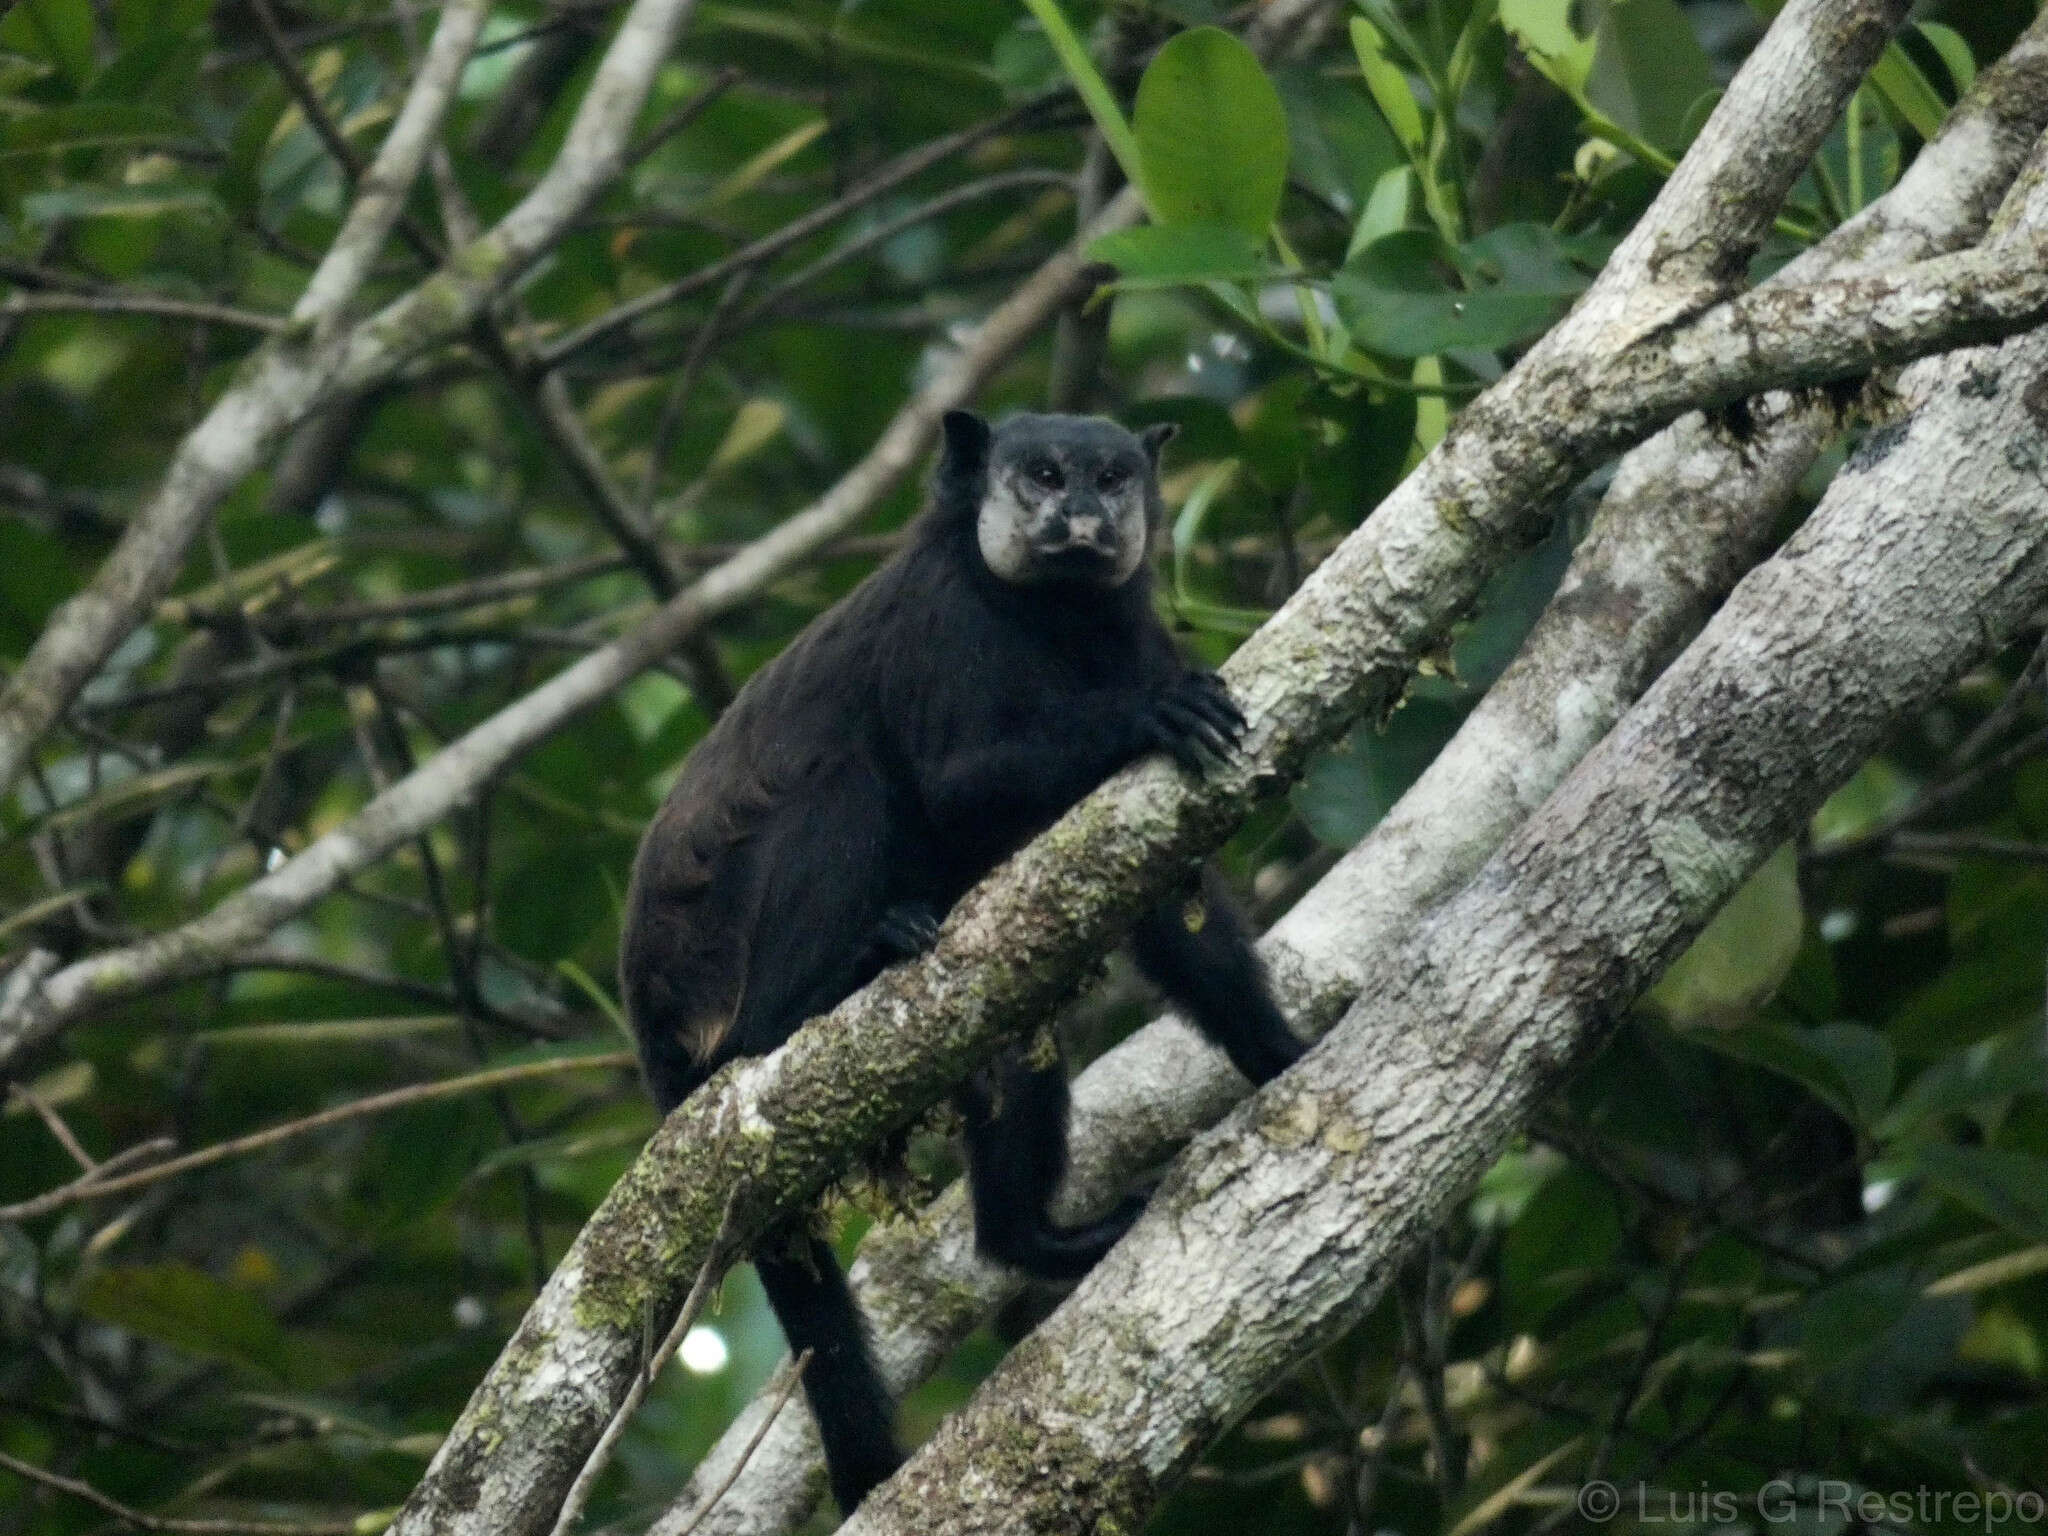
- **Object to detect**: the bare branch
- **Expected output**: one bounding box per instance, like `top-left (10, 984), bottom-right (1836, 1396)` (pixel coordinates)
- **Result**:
top-left (0, 0), bottom-right (704, 807)
top-left (0, 292), bottom-right (288, 333)
top-left (294, 0), bottom-right (494, 329)
top-left (0, 1447), bottom-right (357, 1536)
top-left (0, 1051), bottom-right (634, 1222)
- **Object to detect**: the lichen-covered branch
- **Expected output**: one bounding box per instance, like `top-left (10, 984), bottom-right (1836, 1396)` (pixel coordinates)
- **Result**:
top-left (645, 28), bottom-right (2048, 1531)
top-left (844, 241), bottom-right (2048, 1536)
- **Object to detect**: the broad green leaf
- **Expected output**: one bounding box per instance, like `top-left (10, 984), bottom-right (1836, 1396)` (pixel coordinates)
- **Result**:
top-left (1913, 1145), bottom-right (2048, 1242)
top-left (1867, 42), bottom-right (1948, 143)
top-left (3, 0), bottom-right (97, 90)
top-left (1890, 887), bottom-right (2047, 1057)
top-left (1798, 1266), bottom-right (1920, 1368)
top-left (1133, 26), bottom-right (1290, 236)
top-left (1350, 165), bottom-right (1415, 256)
top-left (1584, 0), bottom-right (1716, 155)
top-left (1333, 225), bottom-right (1592, 358)
top-left (1, 101), bottom-right (189, 157)
top-left (1500, 0), bottom-right (1597, 96)
top-left (1916, 22), bottom-right (1975, 96)
top-left (1502, 1166), bottom-right (1622, 1328)
top-left (1648, 845), bottom-right (1804, 1028)
top-left (1694, 1020), bottom-right (1894, 1129)
top-left (1348, 16), bottom-right (1426, 160)
top-left (1878, 1035), bottom-right (2048, 1141)
top-left (113, 0), bottom-right (213, 47)
top-left (1086, 223), bottom-right (1280, 288)
top-left (80, 1263), bottom-right (296, 1381)
top-left (22, 183), bottom-right (223, 224)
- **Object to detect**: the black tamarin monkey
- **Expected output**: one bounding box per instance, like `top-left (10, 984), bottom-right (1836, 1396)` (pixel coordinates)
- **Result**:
top-left (621, 410), bottom-right (1304, 1512)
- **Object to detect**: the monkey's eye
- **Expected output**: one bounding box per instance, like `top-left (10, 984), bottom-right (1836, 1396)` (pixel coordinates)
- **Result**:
top-left (1097, 465), bottom-right (1129, 493)
top-left (1028, 460), bottom-right (1063, 490)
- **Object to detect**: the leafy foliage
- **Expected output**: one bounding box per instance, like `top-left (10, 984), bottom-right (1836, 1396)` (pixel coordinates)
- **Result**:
top-left (1, 1), bottom-right (2043, 1534)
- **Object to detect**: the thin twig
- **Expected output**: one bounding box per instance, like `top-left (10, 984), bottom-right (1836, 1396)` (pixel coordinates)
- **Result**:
top-left (549, 1195), bottom-right (745, 1536)
top-left (0, 1447), bottom-right (358, 1534)
top-left (669, 1351), bottom-right (814, 1536)
top-left (538, 90), bottom-right (1068, 367)
top-left (0, 1052), bottom-right (632, 1221)
top-left (0, 292), bottom-right (288, 333)
top-left (8, 1080), bottom-right (95, 1170)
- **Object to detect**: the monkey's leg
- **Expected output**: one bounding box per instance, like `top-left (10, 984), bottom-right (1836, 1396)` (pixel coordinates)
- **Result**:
top-left (1131, 867), bottom-right (1305, 1087)
top-left (959, 1044), bottom-right (1145, 1281)
top-left (754, 1221), bottom-right (903, 1512)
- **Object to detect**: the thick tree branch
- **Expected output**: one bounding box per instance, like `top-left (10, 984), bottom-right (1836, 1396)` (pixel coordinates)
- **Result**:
top-left (643, 26), bottom-right (2048, 1530)
top-left (847, 288), bottom-right (2048, 1536)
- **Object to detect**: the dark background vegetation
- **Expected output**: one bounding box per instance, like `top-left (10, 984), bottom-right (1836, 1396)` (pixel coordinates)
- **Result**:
top-left (2, 0), bottom-right (2044, 1531)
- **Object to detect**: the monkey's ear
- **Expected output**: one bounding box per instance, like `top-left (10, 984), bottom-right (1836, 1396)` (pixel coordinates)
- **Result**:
top-left (1138, 421), bottom-right (1179, 466)
top-left (941, 410), bottom-right (992, 475)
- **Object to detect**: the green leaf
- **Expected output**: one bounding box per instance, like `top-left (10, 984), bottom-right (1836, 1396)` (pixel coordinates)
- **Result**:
top-left (21, 183), bottom-right (223, 224)
top-left (1086, 223), bottom-right (1281, 288)
top-left (1915, 22), bottom-right (1975, 97)
top-left (80, 1263), bottom-right (296, 1381)
top-left (1867, 42), bottom-right (1948, 143)
top-left (3, 0), bottom-right (97, 90)
top-left (1, 101), bottom-right (190, 157)
top-left (1584, 0), bottom-right (1716, 155)
top-left (1878, 1034), bottom-right (2048, 1141)
top-left (1913, 1145), bottom-right (2048, 1243)
top-left (1133, 26), bottom-right (1290, 236)
top-left (1502, 1166), bottom-right (1622, 1328)
top-left (1890, 884), bottom-right (2047, 1057)
top-left (1647, 845), bottom-right (1804, 1028)
top-left (1348, 16), bottom-right (1426, 161)
top-left (1500, 0), bottom-right (1597, 96)
top-left (1697, 1020), bottom-right (1895, 1130)
top-left (1798, 1266), bottom-right (1921, 1368)
top-left (1333, 225), bottom-right (1592, 358)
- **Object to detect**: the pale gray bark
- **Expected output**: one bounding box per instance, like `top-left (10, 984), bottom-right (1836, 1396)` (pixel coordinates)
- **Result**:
top-left (645, 26), bottom-right (2048, 1533)
top-left (365, 6), bottom-right (1916, 1535)
top-left (845, 184), bottom-right (2048, 1536)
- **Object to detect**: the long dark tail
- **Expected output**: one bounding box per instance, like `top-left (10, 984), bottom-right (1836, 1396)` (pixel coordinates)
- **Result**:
top-left (754, 1227), bottom-right (904, 1512)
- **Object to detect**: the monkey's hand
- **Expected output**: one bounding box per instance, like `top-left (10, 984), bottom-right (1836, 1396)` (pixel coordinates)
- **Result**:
top-left (1140, 672), bottom-right (1247, 775)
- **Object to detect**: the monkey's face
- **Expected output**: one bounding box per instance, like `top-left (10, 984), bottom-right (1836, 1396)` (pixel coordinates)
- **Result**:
top-left (976, 424), bottom-right (1157, 589)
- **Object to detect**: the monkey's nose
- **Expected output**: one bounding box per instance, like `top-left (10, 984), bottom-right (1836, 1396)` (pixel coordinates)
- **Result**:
top-left (1066, 514), bottom-right (1110, 550)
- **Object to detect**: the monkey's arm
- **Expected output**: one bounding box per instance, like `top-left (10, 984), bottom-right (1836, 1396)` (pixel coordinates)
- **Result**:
top-left (922, 672), bottom-right (1243, 833)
